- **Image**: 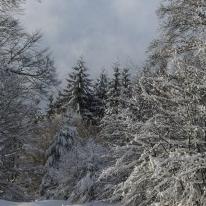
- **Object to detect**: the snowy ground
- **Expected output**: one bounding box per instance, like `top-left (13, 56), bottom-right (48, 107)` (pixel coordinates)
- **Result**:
top-left (0, 200), bottom-right (69, 206)
top-left (0, 200), bottom-right (115, 206)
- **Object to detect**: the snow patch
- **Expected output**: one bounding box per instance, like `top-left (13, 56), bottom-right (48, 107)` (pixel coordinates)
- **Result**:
top-left (0, 200), bottom-right (115, 206)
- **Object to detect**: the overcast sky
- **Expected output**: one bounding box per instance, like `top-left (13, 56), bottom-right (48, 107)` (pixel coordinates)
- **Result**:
top-left (20, 0), bottom-right (161, 79)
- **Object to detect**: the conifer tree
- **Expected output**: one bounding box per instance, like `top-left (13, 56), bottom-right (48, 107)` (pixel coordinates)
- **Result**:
top-left (46, 116), bottom-right (77, 167)
top-left (121, 68), bottom-right (132, 108)
top-left (93, 71), bottom-right (109, 121)
top-left (106, 64), bottom-right (122, 115)
top-left (100, 65), bottom-right (131, 146)
top-left (59, 58), bottom-right (93, 122)
top-left (40, 112), bottom-right (78, 197)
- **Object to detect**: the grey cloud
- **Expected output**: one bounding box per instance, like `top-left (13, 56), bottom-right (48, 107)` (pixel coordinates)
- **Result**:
top-left (20, 0), bottom-right (160, 79)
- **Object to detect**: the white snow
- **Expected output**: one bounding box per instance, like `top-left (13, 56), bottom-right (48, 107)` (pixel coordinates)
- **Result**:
top-left (0, 200), bottom-right (115, 206)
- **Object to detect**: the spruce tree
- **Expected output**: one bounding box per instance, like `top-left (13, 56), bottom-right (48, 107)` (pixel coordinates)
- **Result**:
top-left (121, 68), bottom-right (132, 108)
top-left (93, 71), bottom-right (109, 121)
top-left (59, 58), bottom-right (93, 122)
top-left (46, 117), bottom-right (76, 167)
top-left (100, 65), bottom-right (130, 146)
top-left (40, 112), bottom-right (78, 197)
top-left (106, 64), bottom-right (122, 115)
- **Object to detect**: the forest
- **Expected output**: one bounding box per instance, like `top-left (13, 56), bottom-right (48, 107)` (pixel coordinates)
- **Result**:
top-left (1, 0), bottom-right (206, 206)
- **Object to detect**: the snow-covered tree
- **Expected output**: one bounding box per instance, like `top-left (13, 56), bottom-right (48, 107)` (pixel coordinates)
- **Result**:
top-left (106, 64), bottom-right (122, 115)
top-left (0, 0), bottom-right (23, 10)
top-left (95, 1), bottom-right (206, 205)
top-left (100, 109), bottom-right (132, 147)
top-left (40, 112), bottom-right (77, 197)
top-left (158, 0), bottom-right (206, 55)
top-left (40, 112), bottom-right (108, 203)
top-left (115, 6), bottom-right (206, 204)
top-left (0, 71), bottom-right (35, 201)
top-left (0, 0), bottom-right (58, 200)
top-left (46, 117), bottom-right (77, 167)
top-left (148, 0), bottom-right (206, 75)
top-left (121, 68), bottom-right (131, 95)
top-left (120, 68), bottom-right (132, 108)
top-left (93, 71), bottom-right (109, 122)
top-left (58, 58), bottom-right (93, 122)
top-left (122, 60), bottom-right (206, 206)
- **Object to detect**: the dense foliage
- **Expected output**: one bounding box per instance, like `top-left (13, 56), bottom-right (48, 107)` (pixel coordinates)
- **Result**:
top-left (1, 0), bottom-right (206, 206)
